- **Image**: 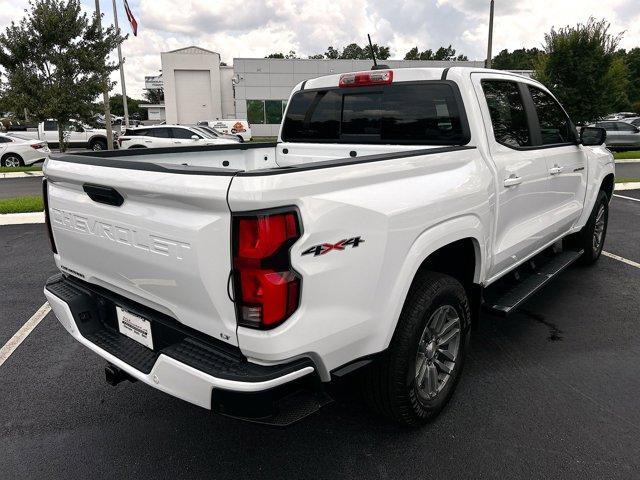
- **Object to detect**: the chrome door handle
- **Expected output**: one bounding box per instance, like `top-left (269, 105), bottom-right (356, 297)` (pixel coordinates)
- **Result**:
top-left (503, 175), bottom-right (523, 187)
top-left (549, 165), bottom-right (563, 175)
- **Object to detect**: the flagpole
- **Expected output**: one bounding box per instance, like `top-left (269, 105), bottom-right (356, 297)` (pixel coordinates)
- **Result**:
top-left (94, 0), bottom-right (114, 150)
top-left (111, 0), bottom-right (129, 128)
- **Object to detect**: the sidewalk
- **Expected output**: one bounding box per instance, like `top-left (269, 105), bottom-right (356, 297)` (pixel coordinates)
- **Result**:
top-left (0, 171), bottom-right (44, 179)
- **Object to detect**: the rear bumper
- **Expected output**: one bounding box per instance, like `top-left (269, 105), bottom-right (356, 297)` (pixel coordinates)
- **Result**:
top-left (44, 274), bottom-right (315, 410)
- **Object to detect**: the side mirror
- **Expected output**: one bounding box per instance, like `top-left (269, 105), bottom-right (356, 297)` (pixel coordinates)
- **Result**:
top-left (191, 135), bottom-right (200, 140)
top-left (580, 126), bottom-right (606, 146)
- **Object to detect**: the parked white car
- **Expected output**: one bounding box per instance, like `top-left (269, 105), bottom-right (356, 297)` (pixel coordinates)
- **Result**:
top-left (198, 119), bottom-right (252, 142)
top-left (117, 125), bottom-right (238, 149)
top-left (43, 67), bottom-right (614, 426)
top-left (0, 132), bottom-right (50, 167)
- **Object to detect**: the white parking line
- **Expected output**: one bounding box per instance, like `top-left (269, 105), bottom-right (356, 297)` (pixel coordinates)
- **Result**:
top-left (613, 193), bottom-right (640, 203)
top-left (0, 302), bottom-right (51, 368)
top-left (602, 251), bottom-right (640, 269)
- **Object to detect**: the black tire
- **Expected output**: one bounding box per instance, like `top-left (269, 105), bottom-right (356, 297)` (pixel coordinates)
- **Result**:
top-left (1, 153), bottom-right (24, 167)
top-left (236, 135), bottom-right (244, 143)
top-left (578, 190), bottom-right (609, 265)
top-left (90, 138), bottom-right (107, 151)
top-left (128, 145), bottom-right (147, 149)
top-left (361, 271), bottom-right (470, 426)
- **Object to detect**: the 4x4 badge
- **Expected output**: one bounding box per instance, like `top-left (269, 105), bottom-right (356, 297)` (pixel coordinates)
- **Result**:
top-left (301, 236), bottom-right (364, 257)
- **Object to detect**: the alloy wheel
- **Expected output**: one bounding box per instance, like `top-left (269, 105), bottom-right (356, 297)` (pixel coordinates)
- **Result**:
top-left (593, 204), bottom-right (606, 253)
top-left (414, 305), bottom-right (461, 402)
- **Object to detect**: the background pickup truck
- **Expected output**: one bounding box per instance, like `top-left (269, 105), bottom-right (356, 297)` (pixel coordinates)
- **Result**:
top-left (8, 119), bottom-right (117, 151)
top-left (43, 67), bottom-right (614, 427)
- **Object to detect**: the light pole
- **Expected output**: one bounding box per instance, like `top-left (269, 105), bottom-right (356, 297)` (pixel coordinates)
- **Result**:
top-left (94, 0), bottom-right (114, 150)
top-left (486, 0), bottom-right (495, 69)
top-left (111, 0), bottom-right (129, 128)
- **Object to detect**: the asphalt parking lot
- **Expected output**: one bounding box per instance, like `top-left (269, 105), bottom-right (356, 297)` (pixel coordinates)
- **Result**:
top-left (1, 193), bottom-right (639, 479)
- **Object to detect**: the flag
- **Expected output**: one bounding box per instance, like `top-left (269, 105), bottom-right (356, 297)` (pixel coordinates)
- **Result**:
top-left (123, 0), bottom-right (138, 36)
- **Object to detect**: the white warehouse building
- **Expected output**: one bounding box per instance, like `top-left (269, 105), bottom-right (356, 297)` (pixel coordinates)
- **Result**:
top-left (143, 46), bottom-right (496, 137)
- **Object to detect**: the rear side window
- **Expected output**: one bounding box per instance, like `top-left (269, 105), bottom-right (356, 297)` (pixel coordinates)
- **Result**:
top-left (126, 129), bottom-right (148, 136)
top-left (616, 122), bottom-right (637, 132)
top-left (44, 120), bottom-right (58, 131)
top-left (481, 80), bottom-right (531, 148)
top-left (528, 87), bottom-right (575, 145)
top-left (149, 128), bottom-right (170, 138)
top-left (281, 82), bottom-right (468, 145)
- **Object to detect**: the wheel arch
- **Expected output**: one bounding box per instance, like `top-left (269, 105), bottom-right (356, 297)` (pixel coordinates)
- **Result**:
top-left (1, 151), bottom-right (24, 165)
top-left (380, 215), bottom-right (486, 349)
top-left (601, 173), bottom-right (615, 200)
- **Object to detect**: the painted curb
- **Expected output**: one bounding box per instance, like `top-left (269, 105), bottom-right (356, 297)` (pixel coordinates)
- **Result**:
top-left (615, 159), bottom-right (640, 164)
top-left (0, 211), bottom-right (45, 225)
top-left (615, 182), bottom-right (640, 191)
top-left (0, 171), bottom-right (44, 179)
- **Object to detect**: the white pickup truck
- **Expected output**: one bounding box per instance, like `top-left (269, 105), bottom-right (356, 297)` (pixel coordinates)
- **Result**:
top-left (43, 67), bottom-right (614, 426)
top-left (9, 119), bottom-right (116, 151)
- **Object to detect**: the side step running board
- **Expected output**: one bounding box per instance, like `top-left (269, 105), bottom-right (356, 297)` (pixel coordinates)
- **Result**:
top-left (483, 250), bottom-right (583, 316)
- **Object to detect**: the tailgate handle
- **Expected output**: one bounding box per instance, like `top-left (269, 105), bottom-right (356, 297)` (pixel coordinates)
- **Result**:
top-left (83, 184), bottom-right (124, 207)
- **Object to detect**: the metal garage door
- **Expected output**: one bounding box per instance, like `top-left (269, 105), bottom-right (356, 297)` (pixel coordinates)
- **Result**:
top-left (175, 70), bottom-right (213, 124)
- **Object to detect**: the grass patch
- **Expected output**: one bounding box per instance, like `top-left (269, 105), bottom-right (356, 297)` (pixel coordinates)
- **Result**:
top-left (615, 177), bottom-right (640, 183)
top-left (613, 151), bottom-right (640, 160)
top-left (0, 196), bottom-right (44, 214)
top-left (250, 136), bottom-right (277, 143)
top-left (0, 165), bottom-right (42, 173)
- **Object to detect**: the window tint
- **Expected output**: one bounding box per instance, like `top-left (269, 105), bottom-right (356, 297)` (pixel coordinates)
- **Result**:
top-left (44, 120), bottom-right (58, 131)
top-left (481, 80), bottom-right (531, 148)
top-left (149, 128), bottom-right (171, 138)
top-left (125, 128), bottom-right (148, 136)
top-left (172, 128), bottom-right (198, 139)
top-left (529, 87), bottom-right (575, 145)
top-left (617, 122), bottom-right (637, 132)
top-left (282, 90), bottom-right (341, 141)
top-left (282, 83), bottom-right (467, 144)
top-left (0, 137), bottom-right (11, 143)
top-left (596, 122), bottom-right (617, 131)
top-left (631, 119), bottom-right (640, 127)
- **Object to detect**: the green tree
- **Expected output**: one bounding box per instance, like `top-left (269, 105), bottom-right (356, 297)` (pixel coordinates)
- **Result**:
top-left (0, 0), bottom-right (123, 150)
top-left (404, 45), bottom-right (467, 61)
top-left (143, 88), bottom-right (164, 104)
top-left (107, 93), bottom-right (144, 119)
top-left (492, 47), bottom-right (542, 70)
top-left (624, 47), bottom-right (640, 105)
top-left (265, 50), bottom-right (298, 59)
top-left (325, 46), bottom-right (339, 59)
top-left (534, 18), bottom-right (629, 123)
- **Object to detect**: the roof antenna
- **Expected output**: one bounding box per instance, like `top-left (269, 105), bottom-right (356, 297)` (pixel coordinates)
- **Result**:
top-left (368, 34), bottom-right (389, 70)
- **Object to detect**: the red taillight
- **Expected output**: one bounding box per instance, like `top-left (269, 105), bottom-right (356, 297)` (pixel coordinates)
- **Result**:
top-left (339, 70), bottom-right (393, 88)
top-left (233, 209), bottom-right (301, 329)
top-left (42, 179), bottom-right (57, 254)
top-left (31, 143), bottom-right (45, 150)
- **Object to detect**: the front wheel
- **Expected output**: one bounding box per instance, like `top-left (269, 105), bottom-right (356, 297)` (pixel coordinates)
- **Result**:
top-left (578, 190), bottom-right (609, 265)
top-left (361, 271), bottom-right (470, 426)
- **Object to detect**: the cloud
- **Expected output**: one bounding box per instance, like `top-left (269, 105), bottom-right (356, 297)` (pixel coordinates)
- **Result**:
top-left (0, 0), bottom-right (639, 98)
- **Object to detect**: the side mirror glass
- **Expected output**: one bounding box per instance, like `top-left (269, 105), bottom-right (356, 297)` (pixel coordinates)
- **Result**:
top-left (580, 126), bottom-right (606, 146)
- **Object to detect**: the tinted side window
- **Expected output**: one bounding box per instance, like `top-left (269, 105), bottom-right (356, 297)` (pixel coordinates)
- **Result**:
top-left (0, 137), bottom-right (10, 143)
top-left (481, 80), bottom-right (531, 148)
top-left (149, 128), bottom-right (170, 138)
top-left (172, 128), bottom-right (197, 139)
top-left (529, 87), bottom-right (575, 145)
top-left (617, 122), bottom-right (637, 132)
top-left (631, 119), bottom-right (640, 127)
top-left (44, 120), bottom-right (58, 131)
top-left (597, 122), bottom-right (618, 131)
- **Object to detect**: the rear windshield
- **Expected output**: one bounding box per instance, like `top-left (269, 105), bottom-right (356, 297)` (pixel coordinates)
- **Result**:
top-left (281, 82), bottom-right (469, 145)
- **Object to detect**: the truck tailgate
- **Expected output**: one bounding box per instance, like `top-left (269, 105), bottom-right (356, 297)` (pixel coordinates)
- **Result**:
top-left (44, 157), bottom-right (239, 345)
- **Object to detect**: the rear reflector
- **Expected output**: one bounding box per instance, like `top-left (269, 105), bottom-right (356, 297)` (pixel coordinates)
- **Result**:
top-left (232, 209), bottom-right (302, 329)
top-left (339, 70), bottom-right (393, 88)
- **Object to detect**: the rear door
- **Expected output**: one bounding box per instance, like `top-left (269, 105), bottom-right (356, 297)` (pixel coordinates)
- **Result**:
top-left (614, 121), bottom-right (640, 147)
top-left (45, 157), bottom-right (239, 345)
top-left (526, 85), bottom-right (586, 235)
top-left (473, 75), bottom-right (555, 279)
top-left (148, 127), bottom-right (173, 148)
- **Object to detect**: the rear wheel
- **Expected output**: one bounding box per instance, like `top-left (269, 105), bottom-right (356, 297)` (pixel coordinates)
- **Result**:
top-left (90, 138), bottom-right (107, 151)
top-left (578, 190), bottom-right (609, 265)
top-left (1, 153), bottom-right (24, 168)
top-left (361, 271), bottom-right (470, 426)
top-left (236, 135), bottom-right (244, 143)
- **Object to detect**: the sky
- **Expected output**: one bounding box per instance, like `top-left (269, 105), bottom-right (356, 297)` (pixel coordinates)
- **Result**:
top-left (1, 0), bottom-right (639, 98)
